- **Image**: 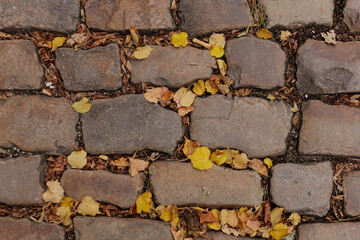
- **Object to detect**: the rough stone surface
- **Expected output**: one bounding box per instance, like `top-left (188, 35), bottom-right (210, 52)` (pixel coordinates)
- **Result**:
top-left (225, 37), bottom-right (285, 89)
top-left (298, 222), bottom-right (360, 240)
top-left (83, 94), bottom-right (184, 155)
top-left (0, 96), bottom-right (78, 155)
top-left (130, 46), bottom-right (216, 88)
top-left (0, 0), bottom-right (79, 32)
top-left (74, 217), bottom-right (172, 240)
top-left (198, 232), bottom-right (259, 240)
top-left (270, 161), bottom-right (333, 216)
top-left (150, 161), bottom-right (263, 208)
top-left (190, 95), bottom-right (292, 158)
top-left (85, 0), bottom-right (175, 32)
top-left (343, 0), bottom-right (360, 32)
top-left (0, 155), bottom-right (45, 205)
top-left (0, 40), bottom-right (43, 90)
top-left (299, 100), bottom-right (360, 156)
top-left (179, 0), bottom-right (252, 36)
top-left (61, 170), bottom-right (144, 208)
top-left (0, 217), bottom-right (65, 240)
top-left (343, 171), bottom-right (360, 216)
top-left (261, 0), bottom-right (334, 28)
top-left (296, 40), bottom-right (360, 94)
top-left (56, 43), bottom-right (122, 91)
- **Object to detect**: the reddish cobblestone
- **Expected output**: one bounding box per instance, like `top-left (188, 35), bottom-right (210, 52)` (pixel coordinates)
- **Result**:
top-left (298, 222), bottom-right (360, 240)
top-left (343, 171), bottom-right (360, 216)
top-left (343, 0), bottom-right (360, 32)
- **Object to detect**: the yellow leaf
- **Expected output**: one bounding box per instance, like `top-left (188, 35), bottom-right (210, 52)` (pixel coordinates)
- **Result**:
top-left (136, 192), bottom-right (153, 213)
top-left (217, 59), bottom-right (227, 76)
top-left (51, 37), bottom-right (67, 51)
top-left (271, 207), bottom-right (284, 227)
top-left (72, 97), bottom-right (92, 114)
top-left (192, 80), bottom-right (205, 96)
top-left (67, 150), bottom-right (87, 169)
top-left (134, 46), bottom-right (152, 60)
top-left (209, 33), bottom-right (226, 48)
top-left (77, 196), bottom-right (100, 216)
top-left (264, 158), bottom-right (273, 169)
top-left (205, 80), bottom-right (218, 95)
top-left (267, 93), bottom-right (276, 101)
top-left (129, 27), bottom-right (141, 46)
top-left (249, 158), bottom-right (269, 176)
top-left (291, 103), bottom-right (299, 113)
top-left (156, 205), bottom-right (179, 227)
top-left (288, 212), bottom-right (301, 225)
top-left (270, 223), bottom-right (289, 240)
top-left (188, 146), bottom-right (213, 170)
top-left (208, 209), bottom-right (221, 230)
top-left (232, 153), bottom-right (249, 169)
top-left (210, 45), bottom-right (225, 58)
top-left (220, 209), bottom-right (229, 226)
top-left (210, 149), bottom-right (227, 165)
top-left (256, 28), bottom-right (272, 40)
top-left (42, 181), bottom-right (64, 203)
top-left (144, 87), bottom-right (163, 104)
top-left (174, 87), bottom-right (196, 108)
top-left (56, 206), bottom-right (72, 226)
top-left (171, 32), bottom-right (188, 47)
top-left (182, 137), bottom-right (200, 157)
top-left (61, 197), bottom-right (73, 211)
top-left (129, 158), bottom-right (149, 177)
top-left (280, 30), bottom-right (291, 41)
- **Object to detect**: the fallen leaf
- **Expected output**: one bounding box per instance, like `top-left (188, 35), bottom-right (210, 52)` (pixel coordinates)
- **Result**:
top-left (321, 30), bottom-right (336, 45)
top-left (256, 28), bottom-right (272, 40)
top-left (72, 97), bottom-right (92, 114)
top-left (174, 87), bottom-right (196, 108)
top-left (217, 59), bottom-right (227, 76)
top-left (280, 30), bottom-right (291, 41)
top-left (136, 192), bottom-right (153, 213)
top-left (209, 33), bottom-right (226, 48)
top-left (228, 210), bottom-right (239, 228)
top-left (134, 46), bottom-right (152, 60)
top-left (129, 158), bottom-right (149, 177)
top-left (210, 149), bottom-right (227, 165)
top-left (205, 80), bottom-right (219, 94)
top-left (188, 146), bottom-right (213, 170)
top-left (160, 89), bottom-right (174, 106)
top-left (217, 84), bottom-right (230, 95)
top-left (42, 181), bottom-right (65, 203)
top-left (171, 32), bottom-right (188, 47)
top-left (288, 212), bottom-right (301, 225)
top-left (192, 80), bottom-right (205, 96)
top-left (220, 209), bottom-right (229, 226)
top-left (200, 211), bottom-right (218, 223)
top-left (99, 155), bottom-right (109, 160)
top-left (156, 205), bottom-right (179, 227)
top-left (249, 158), bottom-right (268, 176)
top-left (232, 153), bottom-right (249, 169)
top-left (51, 37), bottom-right (67, 51)
top-left (70, 32), bottom-right (89, 45)
top-left (210, 45), bottom-right (225, 58)
top-left (221, 225), bottom-right (240, 236)
top-left (67, 150), bottom-right (87, 169)
top-left (291, 103), bottom-right (299, 113)
top-left (259, 226), bottom-right (272, 239)
top-left (129, 27), bottom-right (141, 46)
top-left (113, 157), bottom-right (129, 168)
top-left (270, 223), bottom-right (289, 240)
top-left (267, 93), bottom-right (276, 101)
top-left (61, 197), bottom-right (73, 211)
top-left (56, 206), bottom-right (72, 226)
top-left (271, 207), bottom-right (284, 227)
top-left (178, 106), bottom-right (194, 116)
top-left (207, 209), bottom-right (221, 230)
top-left (246, 218), bottom-right (261, 232)
top-left (144, 87), bottom-right (163, 103)
top-left (77, 196), bottom-right (101, 216)
top-left (264, 158), bottom-right (273, 169)
top-left (182, 137), bottom-right (200, 157)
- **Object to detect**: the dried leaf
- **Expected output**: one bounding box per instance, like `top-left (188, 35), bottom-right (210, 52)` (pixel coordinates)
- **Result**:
top-left (271, 207), bottom-right (284, 227)
top-left (77, 196), bottom-right (101, 216)
top-left (156, 205), bottom-right (179, 227)
top-left (209, 33), bottom-right (226, 48)
top-left (256, 28), bottom-right (272, 40)
top-left (291, 103), bottom-right (299, 113)
top-left (56, 206), bottom-right (72, 226)
top-left (210, 149), bottom-right (227, 166)
top-left (217, 84), bottom-right (230, 95)
top-left (228, 210), bottom-right (239, 228)
top-left (70, 32), bottom-right (89, 45)
top-left (61, 197), bottom-right (73, 211)
top-left (182, 137), bottom-right (200, 157)
top-left (264, 158), bottom-right (273, 169)
top-left (171, 32), bottom-right (188, 47)
top-left (270, 223), bottom-right (289, 240)
top-left (200, 211), bottom-right (218, 223)
top-left (249, 158), bottom-right (268, 176)
top-left (220, 209), bottom-right (229, 226)
top-left (144, 87), bottom-right (163, 104)
top-left (129, 27), bottom-right (141, 46)
top-left (192, 80), bottom-right (205, 96)
top-left (129, 158), bottom-right (149, 177)
top-left (280, 30), bottom-right (291, 41)
top-left (178, 106), bottom-right (194, 116)
top-left (51, 37), bottom-right (67, 51)
top-left (134, 46), bottom-right (152, 60)
top-left (208, 209), bottom-right (221, 230)
top-left (321, 30), bottom-right (336, 45)
top-left (217, 59), bottom-right (227, 76)
top-left (174, 87), bottom-right (196, 108)
top-left (267, 93), bottom-right (276, 100)
top-left (205, 80), bottom-right (218, 94)
top-left (188, 146), bottom-right (213, 170)
top-left (232, 153), bottom-right (249, 169)
top-left (42, 181), bottom-right (65, 203)
top-left (67, 150), bottom-right (87, 169)
top-left (72, 97), bottom-right (92, 114)
top-left (210, 45), bottom-right (225, 58)
top-left (136, 192), bottom-right (153, 213)
top-left (288, 212), bottom-right (301, 225)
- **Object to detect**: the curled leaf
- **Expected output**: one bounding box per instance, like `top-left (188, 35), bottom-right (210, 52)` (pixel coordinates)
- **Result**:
top-left (136, 192), bottom-right (153, 214)
top-left (134, 46), bottom-right (152, 60)
top-left (182, 137), bottom-right (200, 157)
top-left (42, 181), bottom-right (65, 203)
top-left (232, 153), bottom-right (249, 169)
top-left (264, 158), bottom-right (273, 169)
top-left (205, 80), bottom-right (218, 95)
top-left (210, 45), bottom-right (225, 58)
top-left (129, 158), bottom-right (149, 177)
top-left (256, 28), bottom-right (272, 40)
top-left (56, 206), bottom-right (72, 226)
top-left (188, 146), bottom-right (213, 170)
top-left (210, 149), bottom-right (227, 166)
top-left (77, 196), bottom-right (101, 216)
top-left (178, 106), bottom-right (194, 116)
top-left (171, 32), bottom-right (188, 47)
top-left (217, 59), bottom-right (227, 76)
top-left (288, 212), bottom-right (301, 225)
top-left (249, 158), bottom-right (268, 176)
top-left (67, 150), bottom-right (87, 169)
top-left (51, 37), bottom-right (67, 51)
top-left (192, 80), bottom-right (205, 96)
top-left (72, 97), bottom-right (92, 114)
top-left (129, 27), bottom-right (141, 46)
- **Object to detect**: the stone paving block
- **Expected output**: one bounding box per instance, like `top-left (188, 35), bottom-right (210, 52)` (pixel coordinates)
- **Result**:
top-left (0, 96), bottom-right (78, 155)
top-left (0, 217), bottom-right (65, 240)
top-left (85, 0), bottom-right (175, 32)
top-left (74, 217), bottom-right (172, 240)
top-left (270, 161), bottom-right (333, 216)
top-left (198, 232), bottom-right (259, 240)
top-left (343, 0), bottom-right (360, 32)
top-left (261, 0), bottom-right (334, 28)
top-left (225, 37), bottom-right (285, 89)
top-left (299, 100), bottom-right (360, 156)
top-left (343, 171), bottom-right (360, 216)
top-left (130, 46), bottom-right (216, 88)
top-left (0, 155), bottom-right (45, 205)
top-left (0, 0), bottom-right (79, 32)
top-left (149, 161), bottom-right (263, 208)
top-left (82, 94), bottom-right (184, 155)
top-left (190, 95), bottom-right (292, 158)
top-left (298, 222), bottom-right (360, 240)
top-left (297, 40), bottom-right (360, 94)
top-left (179, 0), bottom-right (252, 36)
top-left (56, 43), bottom-right (122, 91)
top-left (61, 170), bottom-right (143, 208)
top-left (0, 40), bottom-right (43, 90)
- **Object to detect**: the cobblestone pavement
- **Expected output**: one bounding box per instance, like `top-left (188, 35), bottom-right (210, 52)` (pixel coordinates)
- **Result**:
top-left (0, 0), bottom-right (360, 240)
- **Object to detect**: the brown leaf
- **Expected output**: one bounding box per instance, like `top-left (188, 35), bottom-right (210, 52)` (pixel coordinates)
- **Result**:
top-left (264, 201), bottom-right (271, 225)
top-left (199, 211), bottom-right (218, 223)
top-left (178, 106), bottom-right (194, 116)
top-left (249, 159), bottom-right (268, 176)
top-left (129, 158), bottom-right (149, 177)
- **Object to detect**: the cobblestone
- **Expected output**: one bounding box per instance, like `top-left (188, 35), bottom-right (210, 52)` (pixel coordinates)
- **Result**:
top-left (343, 171), bottom-right (360, 216)
top-left (0, 0), bottom-right (79, 32)
top-left (179, 0), bottom-right (252, 36)
top-left (299, 100), bottom-right (360, 156)
top-left (190, 95), bottom-right (292, 158)
top-left (298, 222), bottom-right (360, 240)
top-left (82, 94), bottom-right (184, 155)
top-left (0, 217), bottom-right (65, 240)
top-left (296, 40), bottom-right (360, 94)
top-left (0, 40), bottom-right (43, 90)
top-left (270, 161), bottom-right (333, 217)
top-left (85, 0), bottom-right (175, 32)
top-left (0, 96), bottom-right (78, 155)
top-left (343, 0), bottom-right (360, 32)
top-left (61, 170), bottom-right (143, 208)
top-left (56, 43), bottom-right (122, 91)
top-left (74, 217), bottom-right (172, 240)
top-left (0, 155), bottom-right (45, 205)
top-left (198, 232), bottom-right (258, 239)
top-left (149, 161), bottom-right (263, 208)
top-left (261, 0), bottom-right (334, 28)
top-left (130, 46), bottom-right (216, 88)
top-left (225, 37), bottom-right (285, 89)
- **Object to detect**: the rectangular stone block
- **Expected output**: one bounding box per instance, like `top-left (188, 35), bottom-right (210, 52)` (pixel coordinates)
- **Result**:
top-left (298, 222), bottom-right (360, 240)
top-left (343, 0), bottom-right (360, 32)
top-left (343, 171), bottom-right (360, 216)
top-left (149, 161), bottom-right (263, 208)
